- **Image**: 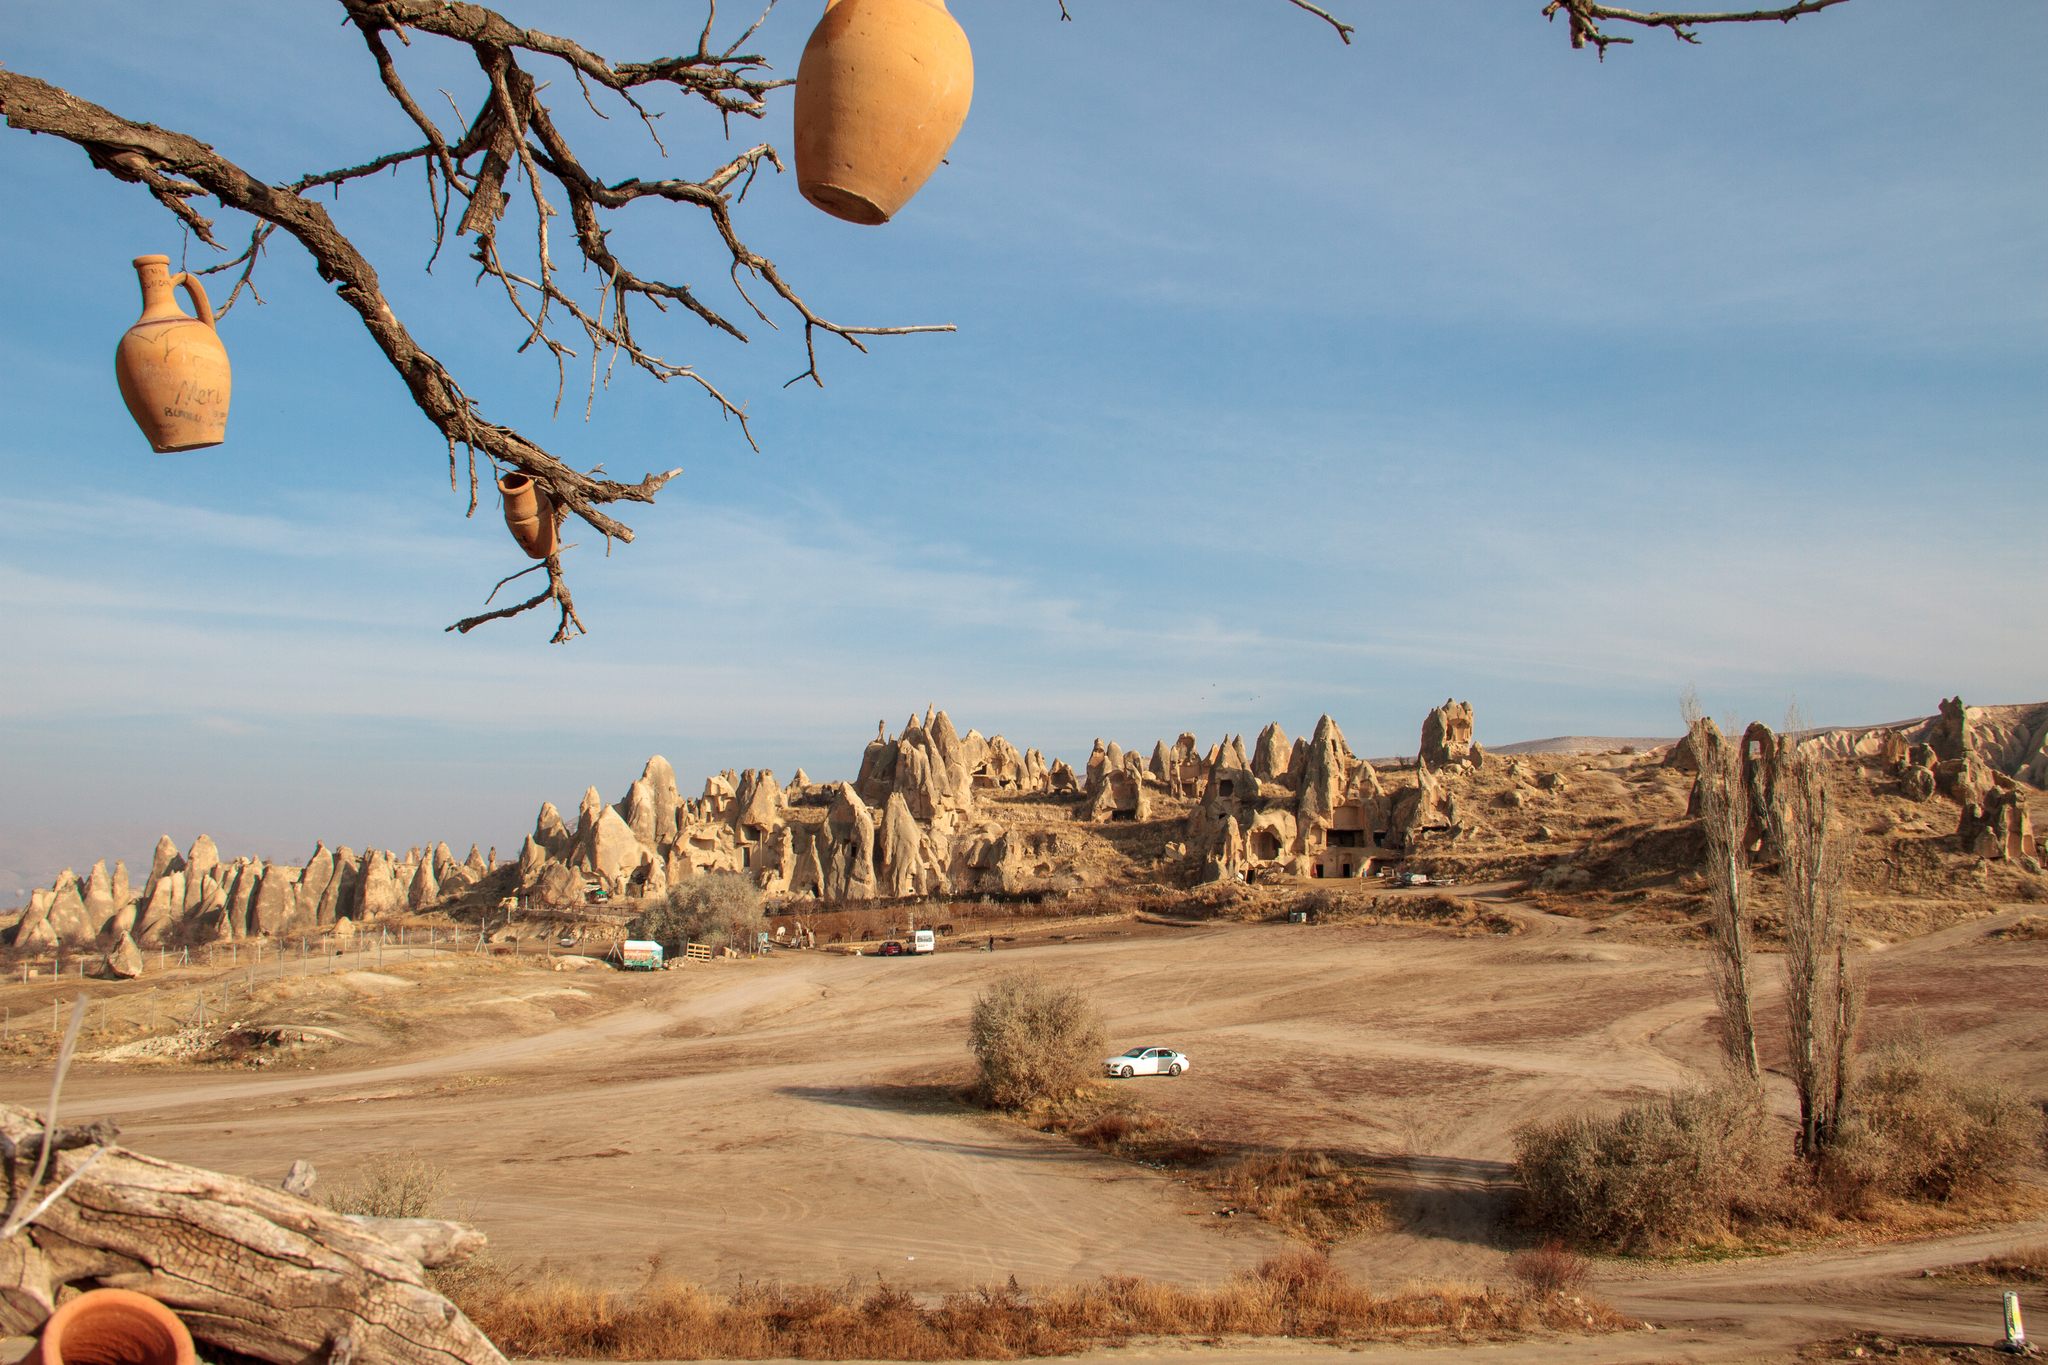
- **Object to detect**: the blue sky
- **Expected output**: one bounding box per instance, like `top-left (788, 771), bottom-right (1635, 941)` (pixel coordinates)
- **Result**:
top-left (2, 1), bottom-right (2043, 887)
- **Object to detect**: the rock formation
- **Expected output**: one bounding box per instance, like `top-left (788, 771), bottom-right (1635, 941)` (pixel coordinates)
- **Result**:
top-left (1419, 700), bottom-right (1476, 768)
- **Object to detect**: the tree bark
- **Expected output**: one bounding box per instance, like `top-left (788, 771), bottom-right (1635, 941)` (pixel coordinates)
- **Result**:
top-left (0, 1105), bottom-right (504, 1365)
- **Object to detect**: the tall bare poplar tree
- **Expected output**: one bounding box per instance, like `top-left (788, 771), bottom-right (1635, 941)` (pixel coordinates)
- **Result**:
top-left (1682, 689), bottom-right (1760, 1082)
top-left (1773, 715), bottom-right (1862, 1157)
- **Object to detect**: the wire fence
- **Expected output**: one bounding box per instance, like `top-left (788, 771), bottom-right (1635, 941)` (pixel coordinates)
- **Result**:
top-left (0, 924), bottom-right (519, 1045)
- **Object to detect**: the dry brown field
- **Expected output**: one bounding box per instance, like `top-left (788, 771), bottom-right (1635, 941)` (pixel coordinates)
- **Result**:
top-left (0, 863), bottom-right (2042, 1364)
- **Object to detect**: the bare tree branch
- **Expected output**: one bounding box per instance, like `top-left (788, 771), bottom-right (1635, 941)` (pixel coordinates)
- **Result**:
top-left (446, 554), bottom-right (584, 642)
top-left (1544, 0), bottom-right (1852, 57)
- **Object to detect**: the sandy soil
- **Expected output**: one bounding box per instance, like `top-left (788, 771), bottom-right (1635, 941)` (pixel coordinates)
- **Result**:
top-left (2, 895), bottom-right (2044, 1363)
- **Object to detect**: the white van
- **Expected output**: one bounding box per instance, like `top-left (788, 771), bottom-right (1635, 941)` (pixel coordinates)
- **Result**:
top-left (911, 928), bottom-right (935, 955)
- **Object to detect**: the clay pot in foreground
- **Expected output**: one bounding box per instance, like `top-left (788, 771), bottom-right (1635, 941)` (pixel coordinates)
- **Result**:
top-left (114, 255), bottom-right (231, 452)
top-left (30, 1288), bottom-right (195, 1365)
top-left (499, 471), bottom-right (560, 559)
top-left (794, 0), bottom-right (973, 224)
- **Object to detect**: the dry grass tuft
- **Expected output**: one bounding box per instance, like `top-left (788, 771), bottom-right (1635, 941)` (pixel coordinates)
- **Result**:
top-left (450, 1256), bottom-right (1629, 1358)
top-left (1989, 915), bottom-right (2048, 941)
top-left (1194, 1151), bottom-right (1390, 1247)
top-left (1506, 1241), bottom-right (1593, 1295)
top-left (1976, 1241), bottom-right (2048, 1283)
top-left (324, 1150), bottom-right (449, 1219)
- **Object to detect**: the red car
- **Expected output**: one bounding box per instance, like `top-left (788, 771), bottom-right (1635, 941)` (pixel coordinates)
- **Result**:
top-left (877, 940), bottom-right (907, 956)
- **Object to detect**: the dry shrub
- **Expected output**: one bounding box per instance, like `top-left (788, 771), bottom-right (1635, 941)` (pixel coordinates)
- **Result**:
top-left (1513, 1085), bottom-right (1776, 1252)
top-left (1977, 1242), bottom-right (2048, 1283)
top-left (1506, 1241), bottom-right (1592, 1295)
top-left (453, 1256), bottom-right (1628, 1358)
top-left (968, 972), bottom-right (1105, 1110)
top-left (1990, 915), bottom-right (2048, 941)
top-left (1197, 1152), bottom-right (1389, 1247)
top-left (1822, 1033), bottom-right (2045, 1207)
top-left (324, 1150), bottom-right (448, 1219)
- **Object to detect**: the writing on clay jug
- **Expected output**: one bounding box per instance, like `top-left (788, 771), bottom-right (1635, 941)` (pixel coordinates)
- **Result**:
top-left (795, 0), bottom-right (973, 224)
top-left (114, 255), bottom-right (232, 452)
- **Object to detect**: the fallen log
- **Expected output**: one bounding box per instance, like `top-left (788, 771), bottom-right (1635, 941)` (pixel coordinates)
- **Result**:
top-left (0, 1104), bottom-right (506, 1365)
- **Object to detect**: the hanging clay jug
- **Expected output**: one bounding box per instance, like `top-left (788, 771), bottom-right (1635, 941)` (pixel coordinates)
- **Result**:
top-left (29, 1288), bottom-right (195, 1365)
top-left (499, 471), bottom-right (560, 559)
top-left (114, 255), bottom-right (232, 452)
top-left (794, 0), bottom-right (973, 225)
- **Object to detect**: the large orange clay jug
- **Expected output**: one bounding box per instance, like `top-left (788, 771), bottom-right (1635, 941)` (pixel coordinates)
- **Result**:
top-left (794, 0), bottom-right (972, 224)
top-left (498, 471), bottom-right (560, 559)
top-left (114, 255), bottom-right (231, 452)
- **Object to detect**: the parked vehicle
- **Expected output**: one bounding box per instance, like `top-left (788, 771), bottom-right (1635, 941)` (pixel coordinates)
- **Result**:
top-left (877, 940), bottom-right (907, 956)
top-left (614, 939), bottom-right (664, 971)
top-left (911, 928), bottom-right (935, 954)
top-left (1396, 871), bottom-right (1430, 887)
top-left (1103, 1047), bottom-right (1191, 1079)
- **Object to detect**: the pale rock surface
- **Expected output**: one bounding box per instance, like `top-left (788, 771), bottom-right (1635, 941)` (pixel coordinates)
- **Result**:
top-left (1295, 715), bottom-right (1356, 829)
top-left (46, 871), bottom-right (91, 943)
top-left (224, 862), bottom-right (257, 939)
top-left (736, 770), bottom-right (783, 833)
top-left (518, 837), bottom-right (549, 890)
top-left (574, 787), bottom-right (606, 865)
top-left (587, 805), bottom-right (643, 890)
top-left (182, 835), bottom-right (220, 912)
top-left (105, 933), bottom-right (144, 979)
top-left (880, 792), bottom-right (923, 897)
top-left (139, 835), bottom-right (182, 919)
top-left (535, 803), bottom-right (573, 859)
top-left (408, 858), bottom-right (439, 912)
top-left (640, 756), bottom-right (683, 843)
top-left (354, 850), bottom-right (406, 919)
top-left (83, 860), bottom-right (116, 929)
top-left (136, 871), bottom-right (181, 947)
top-left (252, 863), bottom-right (295, 937)
top-left (1418, 699), bottom-right (1476, 767)
top-left (1251, 724), bottom-right (1291, 784)
top-left (533, 860), bottom-right (584, 909)
top-left (15, 892), bottom-right (56, 952)
top-left (299, 844), bottom-right (335, 923)
top-left (622, 778), bottom-right (659, 846)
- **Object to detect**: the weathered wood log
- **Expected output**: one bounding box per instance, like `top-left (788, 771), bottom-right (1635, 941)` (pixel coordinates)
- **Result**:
top-left (342, 1218), bottom-right (488, 1270)
top-left (0, 1105), bottom-right (505, 1365)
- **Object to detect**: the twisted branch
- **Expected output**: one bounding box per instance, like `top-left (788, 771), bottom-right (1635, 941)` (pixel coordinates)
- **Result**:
top-left (1543, 0), bottom-right (1853, 56)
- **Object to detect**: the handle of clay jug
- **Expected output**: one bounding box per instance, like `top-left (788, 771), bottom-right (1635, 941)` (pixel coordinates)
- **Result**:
top-left (170, 272), bottom-right (217, 330)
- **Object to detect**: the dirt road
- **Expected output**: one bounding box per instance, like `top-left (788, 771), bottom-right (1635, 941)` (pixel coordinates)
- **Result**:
top-left (4, 904), bottom-right (2043, 1361)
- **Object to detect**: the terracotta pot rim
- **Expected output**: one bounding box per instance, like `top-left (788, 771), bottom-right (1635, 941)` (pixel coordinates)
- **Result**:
top-left (36, 1287), bottom-right (196, 1365)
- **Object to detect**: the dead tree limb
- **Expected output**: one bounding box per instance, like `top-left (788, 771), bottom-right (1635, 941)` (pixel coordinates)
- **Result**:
top-left (1544, 0), bottom-right (1854, 56)
top-left (0, 1105), bottom-right (503, 1364)
top-left (0, 1), bottom-right (947, 640)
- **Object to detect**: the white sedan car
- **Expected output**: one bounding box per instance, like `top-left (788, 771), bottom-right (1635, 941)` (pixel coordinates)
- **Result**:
top-left (1103, 1046), bottom-right (1191, 1078)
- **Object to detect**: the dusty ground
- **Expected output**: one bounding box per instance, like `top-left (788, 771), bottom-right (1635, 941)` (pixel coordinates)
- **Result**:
top-left (1, 882), bottom-right (2043, 1364)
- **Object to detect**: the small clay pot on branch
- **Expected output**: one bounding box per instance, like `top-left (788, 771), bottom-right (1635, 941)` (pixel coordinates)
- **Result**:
top-left (498, 471), bottom-right (560, 559)
top-left (29, 1288), bottom-right (195, 1365)
top-left (113, 255), bottom-right (231, 452)
top-left (794, 0), bottom-right (973, 224)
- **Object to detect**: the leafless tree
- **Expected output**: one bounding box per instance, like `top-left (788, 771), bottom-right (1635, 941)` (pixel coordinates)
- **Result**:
top-left (1682, 688), bottom-right (1760, 1082)
top-left (0, 1), bottom-right (1859, 640)
top-left (1771, 712), bottom-right (1863, 1158)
